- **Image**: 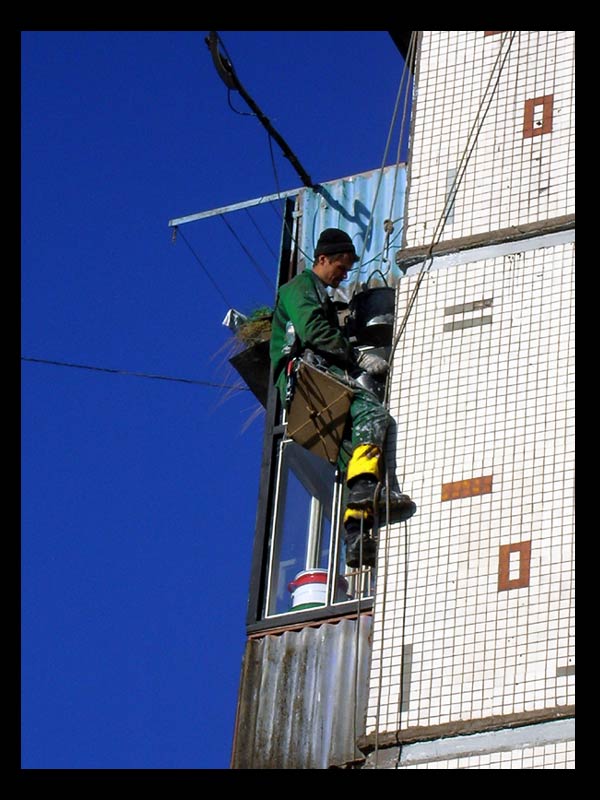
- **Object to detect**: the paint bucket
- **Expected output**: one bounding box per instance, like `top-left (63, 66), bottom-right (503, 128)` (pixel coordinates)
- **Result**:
top-left (349, 271), bottom-right (396, 347)
top-left (350, 286), bottom-right (395, 346)
top-left (288, 569), bottom-right (349, 611)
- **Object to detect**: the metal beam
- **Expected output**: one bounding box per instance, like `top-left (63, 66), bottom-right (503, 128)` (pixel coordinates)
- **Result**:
top-left (168, 186), bottom-right (301, 228)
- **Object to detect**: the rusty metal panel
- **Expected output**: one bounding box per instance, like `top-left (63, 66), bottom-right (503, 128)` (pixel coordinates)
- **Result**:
top-left (231, 615), bottom-right (372, 769)
top-left (296, 165), bottom-right (407, 303)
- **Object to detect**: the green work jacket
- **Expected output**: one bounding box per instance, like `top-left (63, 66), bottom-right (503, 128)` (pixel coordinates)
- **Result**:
top-left (270, 269), bottom-right (356, 401)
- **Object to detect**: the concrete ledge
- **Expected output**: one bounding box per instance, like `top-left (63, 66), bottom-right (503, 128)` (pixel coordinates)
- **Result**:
top-left (396, 214), bottom-right (575, 270)
top-left (357, 705), bottom-right (575, 754)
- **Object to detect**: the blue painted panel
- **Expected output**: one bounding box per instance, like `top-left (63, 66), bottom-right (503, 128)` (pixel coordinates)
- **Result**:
top-left (297, 164), bottom-right (407, 302)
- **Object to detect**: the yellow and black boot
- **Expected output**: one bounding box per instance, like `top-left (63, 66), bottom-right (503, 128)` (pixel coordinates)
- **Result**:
top-left (346, 444), bottom-right (383, 510)
top-left (346, 443), bottom-right (417, 522)
top-left (343, 507), bottom-right (376, 568)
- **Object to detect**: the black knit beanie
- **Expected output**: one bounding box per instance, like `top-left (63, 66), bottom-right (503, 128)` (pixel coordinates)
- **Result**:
top-left (314, 228), bottom-right (359, 262)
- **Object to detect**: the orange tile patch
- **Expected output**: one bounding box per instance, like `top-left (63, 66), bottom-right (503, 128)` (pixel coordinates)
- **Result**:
top-left (498, 541), bottom-right (532, 591)
top-left (441, 475), bottom-right (493, 501)
top-left (523, 95), bottom-right (554, 138)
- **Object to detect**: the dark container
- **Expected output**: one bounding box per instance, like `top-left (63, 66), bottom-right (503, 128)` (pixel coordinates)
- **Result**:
top-left (229, 340), bottom-right (271, 408)
top-left (349, 286), bottom-right (396, 347)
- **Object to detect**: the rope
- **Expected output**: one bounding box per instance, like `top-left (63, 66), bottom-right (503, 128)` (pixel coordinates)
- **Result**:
top-left (219, 213), bottom-right (275, 290)
top-left (352, 512), bottom-right (366, 762)
top-left (371, 30), bottom-right (518, 769)
top-left (371, 480), bottom-right (385, 768)
top-left (175, 227), bottom-right (233, 308)
top-left (368, 31), bottom-right (419, 770)
top-left (389, 30), bottom-right (517, 364)
top-left (351, 33), bottom-right (418, 298)
top-left (381, 33), bottom-right (418, 277)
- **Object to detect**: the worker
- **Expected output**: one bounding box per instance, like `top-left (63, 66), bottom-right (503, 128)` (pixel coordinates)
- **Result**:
top-left (270, 227), bottom-right (416, 569)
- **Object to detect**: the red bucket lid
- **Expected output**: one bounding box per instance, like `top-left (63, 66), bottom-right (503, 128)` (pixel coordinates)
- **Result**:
top-left (287, 569), bottom-right (328, 593)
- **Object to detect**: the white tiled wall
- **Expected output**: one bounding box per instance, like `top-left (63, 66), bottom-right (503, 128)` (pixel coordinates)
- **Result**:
top-left (399, 739), bottom-right (575, 769)
top-left (405, 31), bottom-right (575, 247)
top-left (366, 240), bottom-right (574, 734)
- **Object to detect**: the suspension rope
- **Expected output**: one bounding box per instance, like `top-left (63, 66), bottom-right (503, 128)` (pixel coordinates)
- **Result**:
top-left (371, 30), bottom-right (518, 769)
top-left (367, 30), bottom-right (419, 770)
top-left (219, 213), bottom-right (275, 290)
top-left (371, 480), bottom-right (386, 769)
top-left (352, 33), bottom-right (418, 297)
top-left (352, 513), bottom-right (367, 764)
top-left (389, 30), bottom-right (517, 365)
top-left (175, 226), bottom-right (234, 308)
top-left (381, 33), bottom-right (418, 277)
top-left (244, 207), bottom-right (279, 259)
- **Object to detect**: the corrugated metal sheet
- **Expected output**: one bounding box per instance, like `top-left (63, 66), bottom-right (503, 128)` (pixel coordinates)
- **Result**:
top-left (231, 615), bottom-right (372, 769)
top-left (297, 164), bottom-right (407, 303)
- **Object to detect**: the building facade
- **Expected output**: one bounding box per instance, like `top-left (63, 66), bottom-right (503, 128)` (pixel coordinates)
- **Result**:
top-left (231, 30), bottom-right (574, 770)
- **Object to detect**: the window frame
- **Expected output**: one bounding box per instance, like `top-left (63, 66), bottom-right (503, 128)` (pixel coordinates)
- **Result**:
top-left (245, 200), bottom-right (374, 633)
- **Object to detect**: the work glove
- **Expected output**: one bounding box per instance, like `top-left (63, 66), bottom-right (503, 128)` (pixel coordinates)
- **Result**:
top-left (303, 349), bottom-right (329, 371)
top-left (356, 350), bottom-right (389, 376)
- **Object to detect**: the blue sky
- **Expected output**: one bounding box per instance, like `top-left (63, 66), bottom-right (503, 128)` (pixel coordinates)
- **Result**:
top-left (21, 30), bottom-right (407, 770)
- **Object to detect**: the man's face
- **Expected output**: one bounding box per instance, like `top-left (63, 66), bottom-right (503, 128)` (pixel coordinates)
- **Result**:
top-left (314, 253), bottom-right (355, 288)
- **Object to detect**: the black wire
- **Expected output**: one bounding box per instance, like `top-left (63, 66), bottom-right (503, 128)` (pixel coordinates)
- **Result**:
top-left (227, 88), bottom-right (254, 117)
top-left (218, 213), bottom-right (275, 290)
top-left (244, 207), bottom-right (278, 259)
top-left (214, 32), bottom-right (235, 69)
top-left (213, 37), bottom-right (312, 268)
top-left (267, 133), bottom-right (313, 264)
top-left (21, 356), bottom-right (249, 391)
top-left (175, 227), bottom-right (233, 308)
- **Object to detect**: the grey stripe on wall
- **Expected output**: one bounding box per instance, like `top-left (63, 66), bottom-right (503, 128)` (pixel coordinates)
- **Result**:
top-left (400, 644), bottom-right (413, 713)
top-left (443, 297), bottom-right (493, 332)
top-left (444, 315), bottom-right (493, 332)
top-left (446, 167), bottom-right (458, 225)
top-left (556, 664), bottom-right (575, 677)
top-left (445, 298), bottom-right (493, 315)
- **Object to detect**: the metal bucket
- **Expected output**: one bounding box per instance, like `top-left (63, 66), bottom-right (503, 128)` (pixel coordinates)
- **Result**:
top-left (350, 285), bottom-right (395, 346)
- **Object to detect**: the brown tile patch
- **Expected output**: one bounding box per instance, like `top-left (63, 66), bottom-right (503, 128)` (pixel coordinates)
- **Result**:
top-left (441, 475), bottom-right (493, 501)
top-left (498, 541), bottom-right (532, 591)
top-left (524, 95), bottom-right (554, 138)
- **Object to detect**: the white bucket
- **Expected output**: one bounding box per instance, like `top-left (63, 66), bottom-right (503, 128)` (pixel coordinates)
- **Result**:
top-left (288, 569), bottom-right (349, 610)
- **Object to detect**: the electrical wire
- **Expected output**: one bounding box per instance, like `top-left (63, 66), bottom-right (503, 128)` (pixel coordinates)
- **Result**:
top-left (209, 31), bottom-right (314, 189)
top-left (21, 356), bottom-right (249, 391)
top-left (267, 132), bottom-right (313, 264)
top-left (227, 87), bottom-right (254, 116)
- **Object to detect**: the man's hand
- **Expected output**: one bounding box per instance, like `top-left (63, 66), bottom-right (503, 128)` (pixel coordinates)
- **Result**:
top-left (303, 349), bottom-right (329, 370)
top-left (356, 351), bottom-right (389, 376)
